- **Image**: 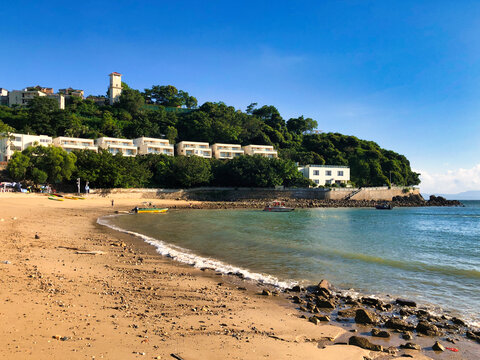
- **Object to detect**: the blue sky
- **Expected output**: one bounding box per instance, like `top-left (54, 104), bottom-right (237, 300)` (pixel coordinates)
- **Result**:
top-left (2, 0), bottom-right (480, 193)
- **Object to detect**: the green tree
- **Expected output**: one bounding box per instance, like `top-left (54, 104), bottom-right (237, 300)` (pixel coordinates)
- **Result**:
top-left (24, 146), bottom-right (77, 184)
top-left (171, 156), bottom-right (212, 188)
top-left (286, 116), bottom-right (318, 134)
top-left (7, 152), bottom-right (30, 181)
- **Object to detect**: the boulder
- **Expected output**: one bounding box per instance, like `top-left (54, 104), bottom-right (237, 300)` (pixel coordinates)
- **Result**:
top-left (291, 295), bottom-right (302, 304)
top-left (371, 328), bottom-right (390, 338)
top-left (416, 321), bottom-right (442, 336)
top-left (318, 279), bottom-right (331, 291)
top-left (400, 342), bottom-right (421, 350)
top-left (432, 341), bottom-right (445, 352)
top-left (355, 309), bottom-right (378, 325)
top-left (396, 298), bottom-right (417, 307)
top-left (262, 289), bottom-right (272, 296)
top-left (402, 331), bottom-right (413, 340)
top-left (361, 297), bottom-right (382, 307)
top-left (385, 318), bottom-right (415, 331)
top-left (348, 336), bottom-right (383, 352)
top-left (290, 285), bottom-right (301, 292)
top-left (316, 298), bottom-right (336, 309)
top-left (309, 316), bottom-right (320, 325)
top-left (466, 331), bottom-right (480, 344)
top-left (337, 308), bottom-right (357, 318)
top-left (317, 315), bottom-right (330, 322)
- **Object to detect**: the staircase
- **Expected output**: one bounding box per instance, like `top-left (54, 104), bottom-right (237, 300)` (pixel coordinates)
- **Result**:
top-left (344, 188), bottom-right (362, 200)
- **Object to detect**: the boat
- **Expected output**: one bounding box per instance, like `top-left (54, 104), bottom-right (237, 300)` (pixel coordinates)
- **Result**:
top-left (375, 203), bottom-right (393, 210)
top-left (48, 196), bottom-right (64, 201)
top-left (263, 201), bottom-right (294, 212)
top-left (132, 207), bottom-right (168, 214)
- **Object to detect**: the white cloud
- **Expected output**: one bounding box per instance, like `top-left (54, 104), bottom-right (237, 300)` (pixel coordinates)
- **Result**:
top-left (417, 164), bottom-right (480, 194)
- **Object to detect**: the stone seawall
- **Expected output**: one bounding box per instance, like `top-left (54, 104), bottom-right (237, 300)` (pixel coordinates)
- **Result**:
top-left (90, 186), bottom-right (419, 202)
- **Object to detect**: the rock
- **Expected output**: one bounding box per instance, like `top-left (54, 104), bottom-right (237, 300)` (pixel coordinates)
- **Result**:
top-left (316, 298), bottom-right (335, 309)
top-left (309, 316), bottom-right (320, 325)
top-left (361, 297), bottom-right (382, 307)
top-left (34, 233), bottom-right (40, 239)
top-left (396, 298), bottom-right (416, 307)
top-left (355, 309), bottom-right (378, 324)
top-left (452, 317), bottom-right (465, 326)
top-left (466, 331), bottom-right (480, 343)
top-left (337, 308), bottom-right (357, 318)
top-left (416, 321), bottom-right (442, 336)
top-left (317, 315), bottom-right (330, 322)
top-left (318, 279), bottom-right (331, 290)
top-left (402, 331), bottom-right (413, 340)
top-left (348, 336), bottom-right (383, 352)
top-left (400, 342), bottom-right (421, 350)
top-left (290, 285), bottom-right (301, 292)
top-left (291, 295), bottom-right (302, 304)
top-left (432, 341), bottom-right (445, 351)
top-left (262, 289), bottom-right (272, 296)
top-left (385, 318), bottom-right (415, 331)
top-left (371, 328), bottom-right (390, 338)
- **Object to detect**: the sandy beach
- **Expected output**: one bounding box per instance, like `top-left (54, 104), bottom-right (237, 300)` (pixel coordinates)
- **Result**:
top-left (0, 193), bottom-right (470, 359)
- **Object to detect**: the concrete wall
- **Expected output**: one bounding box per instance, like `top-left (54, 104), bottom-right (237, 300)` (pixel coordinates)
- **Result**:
top-left (89, 186), bottom-right (419, 201)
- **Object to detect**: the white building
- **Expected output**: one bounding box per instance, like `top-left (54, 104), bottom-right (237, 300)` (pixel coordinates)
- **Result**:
top-left (8, 89), bottom-right (65, 109)
top-left (298, 164), bottom-right (350, 186)
top-left (133, 137), bottom-right (174, 156)
top-left (176, 141), bottom-right (212, 158)
top-left (53, 137), bottom-right (98, 153)
top-left (0, 133), bottom-right (53, 162)
top-left (108, 72), bottom-right (122, 105)
top-left (0, 88), bottom-right (8, 105)
top-left (210, 143), bottom-right (244, 159)
top-left (95, 137), bottom-right (137, 156)
top-left (242, 144), bottom-right (278, 158)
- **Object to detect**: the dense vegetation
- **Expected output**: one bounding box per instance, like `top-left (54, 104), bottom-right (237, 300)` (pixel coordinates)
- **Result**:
top-left (0, 83), bottom-right (420, 187)
top-left (7, 147), bottom-right (313, 189)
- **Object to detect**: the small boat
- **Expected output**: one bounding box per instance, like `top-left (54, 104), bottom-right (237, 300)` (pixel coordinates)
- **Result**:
top-left (48, 196), bottom-right (64, 201)
top-left (264, 201), bottom-right (294, 212)
top-left (132, 207), bottom-right (168, 214)
top-left (375, 203), bottom-right (393, 210)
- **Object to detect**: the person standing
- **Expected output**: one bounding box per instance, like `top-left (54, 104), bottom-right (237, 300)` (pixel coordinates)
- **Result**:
top-left (85, 181), bottom-right (90, 194)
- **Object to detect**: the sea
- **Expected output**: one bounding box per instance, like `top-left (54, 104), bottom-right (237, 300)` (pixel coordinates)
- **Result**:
top-left (99, 201), bottom-right (480, 328)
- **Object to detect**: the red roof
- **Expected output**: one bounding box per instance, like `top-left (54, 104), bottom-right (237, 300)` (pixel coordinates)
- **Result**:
top-left (109, 72), bottom-right (122, 76)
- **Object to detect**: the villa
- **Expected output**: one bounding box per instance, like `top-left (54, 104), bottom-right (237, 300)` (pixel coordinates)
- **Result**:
top-left (52, 137), bottom-right (98, 153)
top-left (210, 143), bottom-right (244, 159)
top-left (95, 137), bottom-right (138, 156)
top-left (242, 144), bottom-right (278, 158)
top-left (176, 141), bottom-right (212, 158)
top-left (297, 164), bottom-right (350, 186)
top-left (133, 137), bottom-right (174, 156)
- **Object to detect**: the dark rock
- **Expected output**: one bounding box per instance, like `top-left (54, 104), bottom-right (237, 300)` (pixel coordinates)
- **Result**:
top-left (291, 295), bottom-right (302, 304)
top-left (361, 297), bottom-right (382, 307)
top-left (317, 287), bottom-right (331, 298)
top-left (262, 289), bottom-right (272, 296)
top-left (371, 328), bottom-right (390, 338)
top-left (290, 285), bottom-right (301, 292)
top-left (385, 318), bottom-right (415, 331)
top-left (309, 316), bottom-right (320, 325)
top-left (299, 306), bottom-right (308, 312)
top-left (402, 331), bottom-right (413, 340)
top-left (466, 331), bottom-right (480, 343)
top-left (337, 308), bottom-right (357, 318)
top-left (400, 308), bottom-right (415, 317)
top-left (348, 336), bottom-right (383, 352)
top-left (355, 309), bottom-right (378, 325)
top-left (316, 298), bottom-right (335, 309)
top-left (452, 317), bottom-right (466, 326)
top-left (432, 341), bottom-right (445, 352)
top-left (317, 315), bottom-right (330, 322)
top-left (318, 279), bottom-right (331, 290)
top-left (396, 298), bottom-right (417, 307)
top-left (400, 342), bottom-right (421, 350)
top-left (416, 321), bottom-right (442, 336)
top-left (34, 234), bottom-right (40, 239)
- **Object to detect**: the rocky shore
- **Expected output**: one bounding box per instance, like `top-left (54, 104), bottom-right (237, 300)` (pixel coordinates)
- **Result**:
top-left (274, 279), bottom-right (480, 356)
top-left (165, 194), bottom-right (462, 210)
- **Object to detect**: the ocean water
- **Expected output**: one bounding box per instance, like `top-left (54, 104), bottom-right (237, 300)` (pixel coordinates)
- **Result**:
top-left (101, 201), bottom-right (480, 327)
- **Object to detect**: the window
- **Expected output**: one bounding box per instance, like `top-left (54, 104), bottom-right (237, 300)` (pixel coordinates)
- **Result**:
top-left (314, 180), bottom-right (319, 184)
top-left (313, 170), bottom-right (319, 176)
top-left (15, 137), bottom-right (21, 142)
top-left (326, 170), bottom-right (332, 176)
top-left (338, 171), bottom-right (344, 176)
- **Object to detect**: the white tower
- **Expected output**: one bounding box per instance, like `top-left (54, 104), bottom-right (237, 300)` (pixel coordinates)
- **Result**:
top-left (108, 72), bottom-right (122, 105)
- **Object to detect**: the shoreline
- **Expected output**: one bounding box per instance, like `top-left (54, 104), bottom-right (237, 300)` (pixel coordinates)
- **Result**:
top-left (0, 193), bottom-right (477, 359)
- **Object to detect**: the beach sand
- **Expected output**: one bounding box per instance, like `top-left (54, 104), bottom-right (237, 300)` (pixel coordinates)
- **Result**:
top-left (0, 193), bottom-right (442, 359)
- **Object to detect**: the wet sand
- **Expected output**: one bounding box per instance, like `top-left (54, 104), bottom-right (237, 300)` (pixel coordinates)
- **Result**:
top-left (0, 193), bottom-right (465, 359)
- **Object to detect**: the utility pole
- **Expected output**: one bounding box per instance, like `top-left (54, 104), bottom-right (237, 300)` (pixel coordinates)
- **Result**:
top-left (77, 178), bottom-right (81, 195)
top-left (389, 171), bottom-right (392, 186)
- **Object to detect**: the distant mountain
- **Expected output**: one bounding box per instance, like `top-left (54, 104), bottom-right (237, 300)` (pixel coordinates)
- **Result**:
top-left (423, 190), bottom-right (480, 200)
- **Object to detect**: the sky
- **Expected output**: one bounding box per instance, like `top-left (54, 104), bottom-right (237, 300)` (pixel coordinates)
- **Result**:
top-left (1, 0), bottom-right (480, 194)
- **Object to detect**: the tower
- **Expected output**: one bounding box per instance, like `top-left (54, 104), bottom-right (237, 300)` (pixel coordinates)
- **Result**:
top-left (108, 72), bottom-right (122, 105)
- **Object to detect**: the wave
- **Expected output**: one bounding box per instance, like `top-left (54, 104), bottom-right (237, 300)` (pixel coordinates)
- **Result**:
top-left (97, 214), bottom-right (297, 289)
top-left (320, 248), bottom-right (480, 280)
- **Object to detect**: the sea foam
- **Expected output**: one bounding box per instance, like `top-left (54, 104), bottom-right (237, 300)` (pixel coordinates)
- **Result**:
top-left (97, 214), bottom-right (297, 289)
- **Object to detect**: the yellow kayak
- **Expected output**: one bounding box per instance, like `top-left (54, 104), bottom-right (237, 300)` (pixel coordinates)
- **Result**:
top-left (48, 196), bottom-right (64, 201)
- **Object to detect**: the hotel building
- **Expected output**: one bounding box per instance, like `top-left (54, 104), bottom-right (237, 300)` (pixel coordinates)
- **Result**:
top-left (95, 137), bottom-right (137, 156)
top-left (241, 144), bottom-right (278, 158)
top-left (133, 137), bottom-right (174, 156)
top-left (176, 141), bottom-right (212, 158)
top-left (52, 137), bottom-right (98, 153)
top-left (0, 133), bottom-right (52, 162)
top-left (297, 164), bottom-right (350, 186)
top-left (210, 143), bottom-right (244, 159)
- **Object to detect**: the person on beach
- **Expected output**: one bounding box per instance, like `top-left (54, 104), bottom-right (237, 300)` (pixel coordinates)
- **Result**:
top-left (111, 199), bottom-right (114, 207)
top-left (85, 182), bottom-right (90, 194)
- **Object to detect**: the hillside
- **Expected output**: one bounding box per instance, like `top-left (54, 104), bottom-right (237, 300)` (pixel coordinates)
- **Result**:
top-left (0, 84), bottom-right (420, 187)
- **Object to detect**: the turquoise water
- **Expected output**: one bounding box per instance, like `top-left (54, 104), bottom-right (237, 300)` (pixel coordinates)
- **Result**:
top-left (104, 201), bottom-right (480, 326)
